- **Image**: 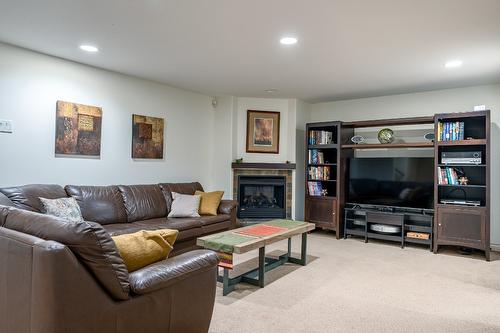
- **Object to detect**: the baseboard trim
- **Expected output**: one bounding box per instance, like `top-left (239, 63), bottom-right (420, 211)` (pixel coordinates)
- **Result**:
top-left (490, 244), bottom-right (500, 253)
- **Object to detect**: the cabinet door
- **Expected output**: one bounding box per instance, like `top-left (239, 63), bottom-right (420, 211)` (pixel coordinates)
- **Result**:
top-left (305, 197), bottom-right (337, 226)
top-left (436, 206), bottom-right (486, 248)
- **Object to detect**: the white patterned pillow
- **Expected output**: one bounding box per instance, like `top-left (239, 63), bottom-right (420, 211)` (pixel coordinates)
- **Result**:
top-left (39, 197), bottom-right (84, 222)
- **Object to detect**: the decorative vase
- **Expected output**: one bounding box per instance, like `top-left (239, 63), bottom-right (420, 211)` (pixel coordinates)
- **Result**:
top-left (378, 128), bottom-right (395, 144)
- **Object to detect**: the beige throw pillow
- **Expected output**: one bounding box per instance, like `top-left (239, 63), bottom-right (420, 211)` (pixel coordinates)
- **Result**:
top-left (167, 192), bottom-right (201, 218)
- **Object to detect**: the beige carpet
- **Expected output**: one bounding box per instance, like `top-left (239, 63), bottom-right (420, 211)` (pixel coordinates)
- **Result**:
top-left (209, 231), bottom-right (500, 333)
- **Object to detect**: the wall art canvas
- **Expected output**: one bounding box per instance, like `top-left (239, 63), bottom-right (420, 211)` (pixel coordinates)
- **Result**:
top-left (246, 110), bottom-right (280, 154)
top-left (55, 101), bottom-right (102, 157)
top-left (132, 114), bottom-right (164, 159)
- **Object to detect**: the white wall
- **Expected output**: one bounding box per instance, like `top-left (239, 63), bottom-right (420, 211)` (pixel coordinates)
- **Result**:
top-left (0, 43), bottom-right (217, 188)
top-left (309, 84), bottom-right (500, 246)
top-left (233, 97), bottom-right (295, 163)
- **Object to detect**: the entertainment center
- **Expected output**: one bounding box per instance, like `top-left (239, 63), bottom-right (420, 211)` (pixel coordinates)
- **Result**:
top-left (304, 110), bottom-right (491, 260)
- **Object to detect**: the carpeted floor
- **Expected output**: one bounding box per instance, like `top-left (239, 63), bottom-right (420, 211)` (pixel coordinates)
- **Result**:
top-left (209, 231), bottom-right (500, 333)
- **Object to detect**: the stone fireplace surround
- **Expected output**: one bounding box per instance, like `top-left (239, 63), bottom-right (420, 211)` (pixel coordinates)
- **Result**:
top-left (232, 163), bottom-right (296, 221)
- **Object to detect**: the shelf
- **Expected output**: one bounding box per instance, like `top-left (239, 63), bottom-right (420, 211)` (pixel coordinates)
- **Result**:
top-left (437, 139), bottom-right (486, 146)
top-left (405, 237), bottom-right (431, 245)
top-left (342, 142), bottom-right (433, 149)
top-left (436, 203), bottom-right (485, 209)
top-left (308, 144), bottom-right (337, 149)
top-left (307, 163), bottom-right (337, 166)
top-left (438, 164), bottom-right (485, 167)
top-left (343, 116), bottom-right (435, 128)
top-left (405, 225), bottom-right (432, 233)
top-left (366, 232), bottom-right (402, 242)
top-left (345, 228), bottom-right (365, 237)
top-left (308, 179), bottom-right (336, 182)
top-left (438, 184), bottom-right (486, 188)
top-left (306, 195), bottom-right (336, 200)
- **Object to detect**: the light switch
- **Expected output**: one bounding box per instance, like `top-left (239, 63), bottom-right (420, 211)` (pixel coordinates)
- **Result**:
top-left (0, 119), bottom-right (13, 133)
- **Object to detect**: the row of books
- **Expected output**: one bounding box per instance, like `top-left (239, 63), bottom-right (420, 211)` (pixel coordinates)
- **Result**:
top-left (309, 130), bottom-right (333, 145)
top-left (308, 166), bottom-right (331, 180)
top-left (308, 149), bottom-right (325, 164)
top-left (307, 181), bottom-right (324, 196)
top-left (437, 121), bottom-right (465, 141)
top-left (437, 167), bottom-right (460, 185)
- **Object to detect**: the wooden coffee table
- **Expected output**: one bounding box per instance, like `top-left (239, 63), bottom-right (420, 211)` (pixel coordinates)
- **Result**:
top-left (196, 219), bottom-right (315, 295)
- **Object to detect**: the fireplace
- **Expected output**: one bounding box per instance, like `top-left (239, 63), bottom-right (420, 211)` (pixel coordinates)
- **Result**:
top-left (237, 175), bottom-right (286, 219)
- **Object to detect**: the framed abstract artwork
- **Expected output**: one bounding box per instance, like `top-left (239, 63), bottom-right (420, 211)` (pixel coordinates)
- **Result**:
top-left (55, 101), bottom-right (102, 157)
top-left (246, 110), bottom-right (280, 154)
top-left (132, 114), bottom-right (164, 159)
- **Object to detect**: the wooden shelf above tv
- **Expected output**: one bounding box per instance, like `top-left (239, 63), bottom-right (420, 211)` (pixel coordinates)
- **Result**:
top-left (342, 116), bottom-right (435, 128)
top-left (436, 139), bottom-right (486, 146)
top-left (341, 142), bottom-right (433, 149)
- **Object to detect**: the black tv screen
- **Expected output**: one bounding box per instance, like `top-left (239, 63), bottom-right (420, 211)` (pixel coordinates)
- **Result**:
top-left (348, 157), bottom-right (434, 209)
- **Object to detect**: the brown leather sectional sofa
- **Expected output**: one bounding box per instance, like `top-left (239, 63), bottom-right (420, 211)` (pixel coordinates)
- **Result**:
top-left (0, 182), bottom-right (237, 333)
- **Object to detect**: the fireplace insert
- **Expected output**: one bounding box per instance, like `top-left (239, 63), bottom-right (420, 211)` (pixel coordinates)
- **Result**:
top-left (237, 175), bottom-right (286, 219)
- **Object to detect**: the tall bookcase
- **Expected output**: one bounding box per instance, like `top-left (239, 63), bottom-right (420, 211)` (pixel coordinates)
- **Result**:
top-left (434, 110), bottom-right (491, 260)
top-left (304, 122), bottom-right (341, 237)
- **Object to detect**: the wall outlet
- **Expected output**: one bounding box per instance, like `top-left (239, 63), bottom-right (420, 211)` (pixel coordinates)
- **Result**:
top-left (0, 119), bottom-right (13, 133)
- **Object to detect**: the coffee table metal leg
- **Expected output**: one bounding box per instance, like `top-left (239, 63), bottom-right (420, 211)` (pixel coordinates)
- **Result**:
top-left (222, 268), bottom-right (231, 296)
top-left (258, 247), bottom-right (265, 288)
top-left (300, 232), bottom-right (308, 265)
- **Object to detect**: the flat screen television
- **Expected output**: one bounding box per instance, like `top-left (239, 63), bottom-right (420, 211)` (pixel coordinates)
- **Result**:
top-left (348, 157), bottom-right (434, 209)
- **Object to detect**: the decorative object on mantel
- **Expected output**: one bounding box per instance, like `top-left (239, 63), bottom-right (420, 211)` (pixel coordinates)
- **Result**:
top-left (132, 114), bottom-right (164, 159)
top-left (350, 135), bottom-right (365, 144)
top-left (55, 100), bottom-right (102, 157)
top-left (377, 128), bottom-right (395, 144)
top-left (246, 110), bottom-right (280, 154)
top-left (235, 158), bottom-right (243, 164)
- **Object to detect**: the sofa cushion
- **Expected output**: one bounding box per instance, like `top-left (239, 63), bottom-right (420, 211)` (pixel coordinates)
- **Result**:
top-left (3, 207), bottom-right (130, 300)
top-left (0, 192), bottom-right (14, 207)
top-left (112, 229), bottom-right (178, 272)
top-left (159, 182), bottom-right (204, 211)
top-left (199, 214), bottom-right (231, 226)
top-left (118, 185), bottom-right (167, 222)
top-left (0, 184), bottom-right (67, 212)
top-left (65, 185), bottom-right (128, 225)
top-left (103, 217), bottom-right (203, 242)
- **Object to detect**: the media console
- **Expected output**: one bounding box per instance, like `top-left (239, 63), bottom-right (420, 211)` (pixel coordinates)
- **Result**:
top-left (305, 110), bottom-right (491, 260)
top-left (344, 204), bottom-right (433, 250)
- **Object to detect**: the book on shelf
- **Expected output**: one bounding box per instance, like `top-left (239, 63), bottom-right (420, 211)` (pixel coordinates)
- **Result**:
top-left (308, 166), bottom-right (331, 180)
top-left (437, 167), bottom-right (460, 185)
top-left (437, 121), bottom-right (465, 142)
top-left (309, 130), bottom-right (333, 145)
top-left (307, 181), bottom-right (323, 196)
top-left (308, 149), bottom-right (325, 164)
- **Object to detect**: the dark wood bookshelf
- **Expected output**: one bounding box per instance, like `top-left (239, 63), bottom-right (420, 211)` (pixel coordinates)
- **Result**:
top-left (433, 110), bottom-right (490, 260)
top-left (305, 121), bottom-right (341, 235)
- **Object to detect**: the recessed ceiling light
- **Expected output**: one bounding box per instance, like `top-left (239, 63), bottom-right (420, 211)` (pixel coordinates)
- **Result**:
top-left (280, 37), bottom-right (298, 45)
top-left (265, 89), bottom-right (277, 93)
top-left (445, 60), bottom-right (463, 68)
top-left (79, 44), bottom-right (99, 53)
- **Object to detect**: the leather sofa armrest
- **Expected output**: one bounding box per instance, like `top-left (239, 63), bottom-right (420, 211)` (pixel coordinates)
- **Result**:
top-left (218, 200), bottom-right (238, 215)
top-left (129, 249), bottom-right (219, 295)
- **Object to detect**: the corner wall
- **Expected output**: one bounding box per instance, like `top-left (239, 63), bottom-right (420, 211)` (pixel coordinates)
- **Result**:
top-left (309, 84), bottom-right (500, 246)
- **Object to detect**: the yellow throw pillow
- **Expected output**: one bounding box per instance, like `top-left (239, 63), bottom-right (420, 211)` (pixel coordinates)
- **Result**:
top-left (112, 229), bottom-right (178, 272)
top-left (195, 190), bottom-right (224, 216)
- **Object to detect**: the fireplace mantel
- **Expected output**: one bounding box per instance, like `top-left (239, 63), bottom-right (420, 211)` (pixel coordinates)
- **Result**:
top-left (231, 162), bottom-right (296, 170)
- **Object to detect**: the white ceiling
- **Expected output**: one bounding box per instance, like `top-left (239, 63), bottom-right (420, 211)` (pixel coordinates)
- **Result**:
top-left (1, 0), bottom-right (500, 103)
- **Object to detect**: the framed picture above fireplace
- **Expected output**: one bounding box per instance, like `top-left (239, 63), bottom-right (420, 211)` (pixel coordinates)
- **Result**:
top-left (246, 110), bottom-right (280, 154)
